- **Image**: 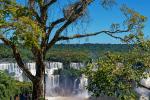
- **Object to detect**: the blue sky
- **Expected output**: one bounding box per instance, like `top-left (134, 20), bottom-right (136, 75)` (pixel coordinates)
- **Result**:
top-left (74, 0), bottom-right (150, 44)
top-left (16, 0), bottom-right (150, 44)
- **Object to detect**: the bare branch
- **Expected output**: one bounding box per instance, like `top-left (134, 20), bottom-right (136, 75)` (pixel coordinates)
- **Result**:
top-left (138, 82), bottom-right (150, 90)
top-left (0, 23), bottom-right (14, 29)
top-left (0, 35), bottom-right (35, 81)
top-left (0, 35), bottom-right (11, 45)
top-left (46, 0), bottom-right (93, 50)
top-left (32, 9), bottom-right (42, 24)
top-left (44, 0), bottom-right (57, 8)
top-left (47, 18), bottom-right (66, 29)
top-left (46, 18), bottom-right (66, 38)
top-left (57, 29), bottom-right (130, 41)
top-left (40, 18), bottom-right (66, 52)
top-left (46, 18), bottom-right (66, 33)
top-left (46, 20), bottom-right (72, 50)
top-left (28, 0), bottom-right (35, 8)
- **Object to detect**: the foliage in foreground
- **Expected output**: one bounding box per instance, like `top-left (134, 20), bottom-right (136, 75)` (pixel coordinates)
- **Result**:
top-left (0, 71), bottom-right (19, 100)
top-left (15, 81), bottom-right (32, 94)
top-left (0, 71), bottom-right (32, 100)
top-left (84, 43), bottom-right (150, 100)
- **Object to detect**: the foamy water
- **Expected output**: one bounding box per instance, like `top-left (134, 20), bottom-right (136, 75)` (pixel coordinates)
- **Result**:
top-left (46, 96), bottom-right (88, 100)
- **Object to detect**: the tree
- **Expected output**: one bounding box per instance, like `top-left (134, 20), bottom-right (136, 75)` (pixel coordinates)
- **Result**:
top-left (0, 0), bottom-right (146, 99)
top-left (0, 71), bottom-right (19, 100)
top-left (84, 42), bottom-right (150, 99)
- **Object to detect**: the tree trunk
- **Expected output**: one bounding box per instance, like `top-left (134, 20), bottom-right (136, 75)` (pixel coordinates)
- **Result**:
top-left (32, 58), bottom-right (45, 100)
top-left (32, 78), bottom-right (44, 100)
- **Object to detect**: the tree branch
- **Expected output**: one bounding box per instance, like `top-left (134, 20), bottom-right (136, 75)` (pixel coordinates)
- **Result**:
top-left (46, 21), bottom-right (72, 51)
top-left (32, 9), bottom-right (42, 24)
top-left (44, 0), bottom-right (57, 8)
top-left (40, 0), bottom-right (59, 52)
top-left (0, 23), bottom-right (14, 29)
top-left (138, 82), bottom-right (150, 90)
top-left (45, 18), bottom-right (66, 41)
top-left (28, 0), bottom-right (43, 24)
top-left (46, 18), bottom-right (66, 31)
top-left (46, 0), bottom-right (93, 51)
top-left (0, 35), bottom-right (35, 81)
top-left (57, 29), bottom-right (130, 41)
top-left (40, 18), bottom-right (66, 53)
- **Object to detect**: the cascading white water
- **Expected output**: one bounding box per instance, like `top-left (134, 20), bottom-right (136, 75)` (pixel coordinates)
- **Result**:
top-left (78, 74), bottom-right (89, 98)
top-left (45, 62), bottom-right (62, 96)
top-left (45, 62), bottom-right (89, 100)
top-left (0, 62), bottom-right (149, 100)
top-left (135, 70), bottom-right (150, 100)
top-left (26, 63), bottom-right (36, 76)
top-left (46, 74), bottom-right (60, 96)
top-left (70, 63), bottom-right (84, 69)
top-left (0, 62), bottom-right (24, 81)
top-left (73, 79), bottom-right (78, 91)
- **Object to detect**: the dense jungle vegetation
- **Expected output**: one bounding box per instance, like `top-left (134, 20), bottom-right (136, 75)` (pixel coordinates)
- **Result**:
top-left (0, 44), bottom-right (132, 63)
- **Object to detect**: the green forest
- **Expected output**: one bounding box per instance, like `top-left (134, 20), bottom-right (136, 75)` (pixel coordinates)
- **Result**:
top-left (0, 44), bottom-right (132, 63)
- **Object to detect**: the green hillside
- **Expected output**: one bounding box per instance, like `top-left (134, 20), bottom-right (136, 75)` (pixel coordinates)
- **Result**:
top-left (0, 44), bottom-right (133, 62)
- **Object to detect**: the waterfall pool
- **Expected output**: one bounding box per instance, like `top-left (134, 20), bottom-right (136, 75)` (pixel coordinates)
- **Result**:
top-left (46, 96), bottom-right (88, 100)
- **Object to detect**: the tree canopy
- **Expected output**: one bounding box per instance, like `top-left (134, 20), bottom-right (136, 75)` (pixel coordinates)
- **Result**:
top-left (84, 41), bottom-right (150, 100)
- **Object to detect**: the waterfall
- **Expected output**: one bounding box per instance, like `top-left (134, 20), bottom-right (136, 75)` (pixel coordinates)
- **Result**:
top-left (70, 63), bottom-right (84, 69)
top-left (0, 62), bottom-right (23, 81)
top-left (73, 79), bottom-right (78, 90)
top-left (0, 62), bottom-right (150, 100)
top-left (78, 74), bottom-right (89, 98)
top-left (26, 63), bottom-right (36, 76)
top-left (0, 62), bottom-right (88, 97)
top-left (46, 74), bottom-right (60, 96)
top-left (45, 62), bottom-right (63, 96)
top-left (135, 70), bottom-right (150, 100)
top-left (45, 62), bottom-right (89, 97)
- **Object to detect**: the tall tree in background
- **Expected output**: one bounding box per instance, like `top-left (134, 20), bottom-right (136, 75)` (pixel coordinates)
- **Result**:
top-left (0, 0), bottom-right (146, 99)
